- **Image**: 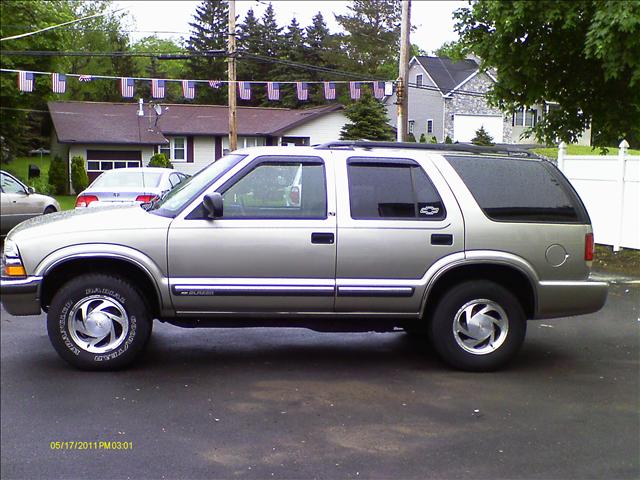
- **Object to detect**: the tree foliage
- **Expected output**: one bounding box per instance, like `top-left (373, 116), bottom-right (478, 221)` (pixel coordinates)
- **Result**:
top-left (71, 155), bottom-right (89, 193)
top-left (471, 126), bottom-right (494, 146)
top-left (340, 90), bottom-right (394, 141)
top-left (148, 152), bottom-right (173, 168)
top-left (48, 155), bottom-right (67, 195)
top-left (452, 0), bottom-right (640, 147)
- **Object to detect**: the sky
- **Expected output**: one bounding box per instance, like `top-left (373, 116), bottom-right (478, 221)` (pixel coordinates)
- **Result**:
top-left (113, 0), bottom-right (466, 54)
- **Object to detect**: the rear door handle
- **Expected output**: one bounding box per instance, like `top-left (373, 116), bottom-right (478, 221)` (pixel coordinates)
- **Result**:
top-left (311, 232), bottom-right (334, 244)
top-left (431, 233), bottom-right (453, 245)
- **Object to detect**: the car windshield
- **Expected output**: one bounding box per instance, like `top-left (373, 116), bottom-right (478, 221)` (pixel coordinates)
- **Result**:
top-left (150, 154), bottom-right (247, 217)
top-left (91, 170), bottom-right (164, 188)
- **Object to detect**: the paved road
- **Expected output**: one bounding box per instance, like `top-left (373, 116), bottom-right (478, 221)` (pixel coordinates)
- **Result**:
top-left (1, 284), bottom-right (638, 480)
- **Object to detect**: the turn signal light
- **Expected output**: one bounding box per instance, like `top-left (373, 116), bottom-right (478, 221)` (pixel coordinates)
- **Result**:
top-left (75, 195), bottom-right (99, 208)
top-left (585, 233), bottom-right (594, 261)
top-left (135, 194), bottom-right (157, 203)
top-left (3, 265), bottom-right (26, 277)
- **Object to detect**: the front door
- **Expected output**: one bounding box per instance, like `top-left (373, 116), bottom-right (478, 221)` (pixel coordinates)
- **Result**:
top-left (168, 154), bottom-right (336, 314)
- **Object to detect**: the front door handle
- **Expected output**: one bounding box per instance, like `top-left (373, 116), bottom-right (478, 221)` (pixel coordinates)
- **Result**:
top-left (431, 233), bottom-right (453, 245)
top-left (311, 232), bottom-right (334, 244)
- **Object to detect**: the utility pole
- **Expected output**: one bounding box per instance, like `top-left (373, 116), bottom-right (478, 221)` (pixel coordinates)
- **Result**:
top-left (397, 0), bottom-right (411, 142)
top-left (228, 0), bottom-right (237, 152)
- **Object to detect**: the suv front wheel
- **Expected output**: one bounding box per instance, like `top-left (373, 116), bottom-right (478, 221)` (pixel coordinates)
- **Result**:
top-left (47, 274), bottom-right (152, 370)
top-left (429, 280), bottom-right (526, 371)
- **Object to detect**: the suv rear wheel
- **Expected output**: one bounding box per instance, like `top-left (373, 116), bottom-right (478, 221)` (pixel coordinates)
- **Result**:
top-left (429, 280), bottom-right (526, 371)
top-left (46, 274), bottom-right (152, 370)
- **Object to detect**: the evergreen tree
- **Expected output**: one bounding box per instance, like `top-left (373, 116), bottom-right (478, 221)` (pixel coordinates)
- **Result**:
top-left (339, 91), bottom-right (394, 140)
top-left (260, 3), bottom-right (282, 57)
top-left (275, 17), bottom-right (309, 108)
top-left (304, 12), bottom-right (343, 104)
top-left (186, 0), bottom-right (228, 104)
top-left (335, 0), bottom-right (402, 76)
top-left (471, 126), bottom-right (495, 146)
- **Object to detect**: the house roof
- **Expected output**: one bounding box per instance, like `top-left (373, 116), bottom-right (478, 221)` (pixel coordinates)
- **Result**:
top-left (414, 56), bottom-right (483, 95)
top-left (49, 101), bottom-right (343, 144)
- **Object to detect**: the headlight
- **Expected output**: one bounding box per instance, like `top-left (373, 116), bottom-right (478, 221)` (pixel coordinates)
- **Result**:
top-left (1, 239), bottom-right (26, 277)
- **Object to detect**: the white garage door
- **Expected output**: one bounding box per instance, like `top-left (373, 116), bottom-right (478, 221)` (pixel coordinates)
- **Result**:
top-left (453, 115), bottom-right (504, 143)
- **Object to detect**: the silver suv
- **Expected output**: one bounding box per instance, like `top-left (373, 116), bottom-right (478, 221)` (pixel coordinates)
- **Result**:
top-left (0, 142), bottom-right (608, 371)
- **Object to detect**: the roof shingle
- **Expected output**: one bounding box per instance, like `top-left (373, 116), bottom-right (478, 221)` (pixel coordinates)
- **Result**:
top-left (415, 56), bottom-right (481, 95)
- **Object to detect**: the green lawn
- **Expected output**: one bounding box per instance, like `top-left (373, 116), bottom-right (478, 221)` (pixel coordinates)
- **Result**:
top-left (2, 155), bottom-right (52, 183)
top-left (54, 195), bottom-right (76, 211)
top-left (532, 144), bottom-right (640, 160)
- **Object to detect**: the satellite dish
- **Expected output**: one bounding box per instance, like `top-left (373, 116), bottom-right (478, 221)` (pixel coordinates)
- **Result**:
top-left (154, 104), bottom-right (163, 116)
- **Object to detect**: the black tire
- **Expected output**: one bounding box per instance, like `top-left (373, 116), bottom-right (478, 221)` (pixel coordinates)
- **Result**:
top-left (428, 280), bottom-right (526, 371)
top-left (43, 206), bottom-right (57, 215)
top-left (47, 274), bottom-right (153, 370)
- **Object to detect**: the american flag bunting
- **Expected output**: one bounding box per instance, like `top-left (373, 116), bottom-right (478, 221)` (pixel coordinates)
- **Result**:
top-left (384, 81), bottom-right (394, 96)
top-left (238, 81), bottom-right (251, 100)
top-left (151, 79), bottom-right (165, 99)
top-left (323, 82), bottom-right (336, 100)
top-left (373, 81), bottom-right (385, 99)
top-left (78, 75), bottom-right (93, 82)
top-left (51, 73), bottom-right (66, 94)
top-left (182, 80), bottom-right (196, 99)
top-left (120, 77), bottom-right (134, 98)
top-left (296, 82), bottom-right (309, 101)
top-left (349, 81), bottom-right (361, 100)
top-left (208, 80), bottom-right (222, 89)
top-left (267, 82), bottom-right (280, 101)
top-left (18, 71), bottom-right (35, 92)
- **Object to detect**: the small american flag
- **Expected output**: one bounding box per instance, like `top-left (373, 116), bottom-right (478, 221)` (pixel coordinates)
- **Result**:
top-left (18, 71), bottom-right (34, 92)
top-left (267, 82), bottom-right (280, 101)
top-left (78, 75), bottom-right (93, 82)
top-left (238, 81), bottom-right (251, 100)
top-left (323, 82), bottom-right (336, 100)
top-left (373, 81), bottom-right (385, 99)
top-left (121, 77), bottom-right (135, 98)
top-left (51, 73), bottom-right (66, 94)
top-left (208, 80), bottom-right (221, 89)
top-left (349, 81), bottom-right (361, 100)
top-left (182, 80), bottom-right (196, 99)
top-left (151, 79), bottom-right (165, 99)
top-left (296, 82), bottom-right (308, 101)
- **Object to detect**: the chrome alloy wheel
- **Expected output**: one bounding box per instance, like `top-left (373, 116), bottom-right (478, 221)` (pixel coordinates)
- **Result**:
top-left (452, 299), bottom-right (509, 355)
top-left (67, 295), bottom-right (129, 354)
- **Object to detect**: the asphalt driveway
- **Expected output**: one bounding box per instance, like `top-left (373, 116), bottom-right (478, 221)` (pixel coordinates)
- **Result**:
top-left (1, 283), bottom-right (638, 480)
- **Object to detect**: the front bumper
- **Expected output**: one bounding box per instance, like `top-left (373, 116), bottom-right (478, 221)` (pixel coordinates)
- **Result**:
top-left (535, 279), bottom-right (608, 319)
top-left (0, 276), bottom-right (43, 316)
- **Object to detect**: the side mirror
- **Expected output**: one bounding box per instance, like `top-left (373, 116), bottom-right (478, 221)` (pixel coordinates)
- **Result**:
top-left (202, 192), bottom-right (223, 219)
top-left (26, 186), bottom-right (35, 194)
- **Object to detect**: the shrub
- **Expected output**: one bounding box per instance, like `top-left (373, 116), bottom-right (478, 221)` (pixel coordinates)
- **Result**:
top-left (48, 155), bottom-right (67, 194)
top-left (471, 126), bottom-right (495, 146)
top-left (27, 177), bottom-right (54, 195)
top-left (148, 152), bottom-right (173, 169)
top-left (444, 135), bottom-right (453, 144)
top-left (419, 133), bottom-right (427, 143)
top-left (430, 136), bottom-right (438, 144)
top-left (406, 133), bottom-right (417, 142)
top-left (71, 155), bottom-right (89, 193)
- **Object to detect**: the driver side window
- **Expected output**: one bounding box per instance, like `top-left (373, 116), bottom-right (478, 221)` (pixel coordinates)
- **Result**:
top-left (0, 173), bottom-right (26, 194)
top-left (221, 159), bottom-right (326, 219)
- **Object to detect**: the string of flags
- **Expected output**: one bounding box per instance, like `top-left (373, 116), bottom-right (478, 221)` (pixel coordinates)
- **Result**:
top-left (8, 68), bottom-right (395, 101)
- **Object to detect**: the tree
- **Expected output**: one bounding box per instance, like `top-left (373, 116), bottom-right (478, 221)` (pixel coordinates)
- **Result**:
top-left (132, 37), bottom-right (186, 103)
top-left (48, 155), bottom-right (67, 195)
top-left (471, 126), bottom-right (495, 146)
top-left (148, 153), bottom-right (173, 168)
top-left (186, 0), bottom-right (228, 104)
top-left (335, 0), bottom-right (402, 76)
top-left (71, 155), bottom-right (89, 193)
top-left (339, 91), bottom-right (394, 140)
top-left (452, 0), bottom-right (640, 147)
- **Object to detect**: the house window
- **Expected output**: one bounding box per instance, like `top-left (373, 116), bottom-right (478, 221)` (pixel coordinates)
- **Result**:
top-left (427, 119), bottom-right (433, 134)
top-left (408, 120), bottom-right (415, 134)
top-left (87, 160), bottom-right (141, 172)
top-left (512, 108), bottom-right (537, 127)
top-left (416, 74), bottom-right (423, 87)
top-left (159, 137), bottom-right (187, 162)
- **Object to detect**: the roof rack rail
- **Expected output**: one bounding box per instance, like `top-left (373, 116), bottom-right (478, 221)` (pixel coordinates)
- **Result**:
top-left (314, 140), bottom-right (538, 158)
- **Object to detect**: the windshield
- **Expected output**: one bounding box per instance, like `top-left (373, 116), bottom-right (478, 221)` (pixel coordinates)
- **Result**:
top-left (91, 170), bottom-right (164, 188)
top-left (150, 154), bottom-right (247, 217)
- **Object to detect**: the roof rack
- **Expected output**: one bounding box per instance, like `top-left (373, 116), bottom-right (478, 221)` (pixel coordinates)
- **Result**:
top-left (314, 141), bottom-right (538, 158)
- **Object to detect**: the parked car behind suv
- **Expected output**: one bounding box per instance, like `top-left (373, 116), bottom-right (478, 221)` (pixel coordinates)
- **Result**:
top-left (0, 170), bottom-right (60, 235)
top-left (0, 142), bottom-right (608, 371)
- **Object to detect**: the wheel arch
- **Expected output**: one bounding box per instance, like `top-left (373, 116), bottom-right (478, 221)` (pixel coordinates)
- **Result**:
top-left (39, 253), bottom-right (166, 318)
top-left (422, 261), bottom-right (537, 321)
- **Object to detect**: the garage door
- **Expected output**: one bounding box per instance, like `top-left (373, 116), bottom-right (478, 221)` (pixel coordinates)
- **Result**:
top-left (86, 150), bottom-right (142, 182)
top-left (453, 115), bottom-right (504, 143)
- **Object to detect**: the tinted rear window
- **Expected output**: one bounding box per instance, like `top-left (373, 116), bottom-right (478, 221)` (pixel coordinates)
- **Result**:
top-left (446, 156), bottom-right (587, 223)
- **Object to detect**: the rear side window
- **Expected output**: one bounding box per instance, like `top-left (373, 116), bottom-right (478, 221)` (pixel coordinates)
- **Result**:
top-left (446, 156), bottom-right (587, 223)
top-left (347, 158), bottom-right (446, 220)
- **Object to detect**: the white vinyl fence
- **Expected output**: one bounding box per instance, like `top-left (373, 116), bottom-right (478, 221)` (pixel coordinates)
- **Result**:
top-left (557, 140), bottom-right (640, 251)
